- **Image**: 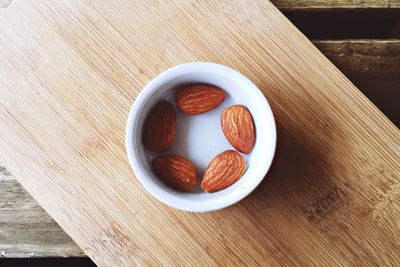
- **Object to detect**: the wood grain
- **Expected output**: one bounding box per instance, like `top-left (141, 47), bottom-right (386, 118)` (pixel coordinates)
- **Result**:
top-left (0, 1), bottom-right (399, 266)
top-left (1, 39), bottom-right (399, 258)
top-left (0, 169), bottom-right (84, 257)
top-left (272, 0), bottom-right (400, 9)
top-left (2, 0), bottom-right (400, 11)
top-left (314, 40), bottom-right (400, 126)
top-left (314, 40), bottom-right (400, 80)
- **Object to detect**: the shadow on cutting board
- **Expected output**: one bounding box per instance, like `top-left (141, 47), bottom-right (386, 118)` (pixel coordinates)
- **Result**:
top-left (235, 77), bottom-right (361, 224)
top-left (250, 120), bottom-right (347, 222)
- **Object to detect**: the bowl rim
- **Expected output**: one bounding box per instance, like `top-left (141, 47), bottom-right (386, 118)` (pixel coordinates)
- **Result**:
top-left (125, 62), bottom-right (276, 212)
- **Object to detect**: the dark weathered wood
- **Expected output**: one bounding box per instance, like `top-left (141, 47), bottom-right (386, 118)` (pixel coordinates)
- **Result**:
top-left (314, 40), bottom-right (400, 126)
top-left (0, 165), bottom-right (84, 257)
top-left (314, 40), bottom-right (400, 79)
top-left (272, 0), bottom-right (400, 10)
top-left (0, 39), bottom-right (398, 258)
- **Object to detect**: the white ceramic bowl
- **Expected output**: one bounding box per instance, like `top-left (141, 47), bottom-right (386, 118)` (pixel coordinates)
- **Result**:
top-left (126, 62), bottom-right (276, 212)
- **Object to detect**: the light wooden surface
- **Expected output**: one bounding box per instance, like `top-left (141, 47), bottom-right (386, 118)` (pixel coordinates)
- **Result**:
top-left (0, 1), bottom-right (399, 266)
top-left (2, 0), bottom-right (400, 11)
top-left (1, 39), bottom-right (399, 258)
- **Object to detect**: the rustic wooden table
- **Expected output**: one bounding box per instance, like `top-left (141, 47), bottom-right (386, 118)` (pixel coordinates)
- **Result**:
top-left (1, 0), bottom-right (399, 260)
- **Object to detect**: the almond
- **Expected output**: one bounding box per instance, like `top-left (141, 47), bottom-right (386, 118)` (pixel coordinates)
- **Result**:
top-left (221, 105), bottom-right (255, 154)
top-left (201, 150), bottom-right (246, 192)
top-left (142, 101), bottom-right (176, 152)
top-left (176, 84), bottom-right (225, 115)
top-left (152, 155), bottom-right (198, 192)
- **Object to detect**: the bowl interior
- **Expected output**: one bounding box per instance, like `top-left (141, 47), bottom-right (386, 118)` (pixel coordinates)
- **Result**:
top-left (127, 63), bottom-right (276, 211)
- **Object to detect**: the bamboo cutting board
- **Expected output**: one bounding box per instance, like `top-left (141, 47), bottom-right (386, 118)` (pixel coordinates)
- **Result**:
top-left (0, 0), bottom-right (399, 266)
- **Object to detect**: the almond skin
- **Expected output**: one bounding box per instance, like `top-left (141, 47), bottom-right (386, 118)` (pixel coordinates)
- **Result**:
top-left (142, 101), bottom-right (176, 152)
top-left (176, 84), bottom-right (225, 115)
top-left (201, 150), bottom-right (246, 192)
top-left (152, 155), bottom-right (198, 192)
top-left (221, 105), bottom-right (255, 154)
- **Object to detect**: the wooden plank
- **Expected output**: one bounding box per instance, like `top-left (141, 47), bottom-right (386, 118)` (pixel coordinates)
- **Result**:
top-left (314, 40), bottom-right (400, 80)
top-left (272, 0), bottom-right (400, 9)
top-left (1, 39), bottom-right (398, 258)
top-left (314, 40), bottom-right (400, 126)
top-left (2, 0), bottom-right (400, 11)
top-left (0, 165), bottom-right (84, 258)
top-left (0, 1), bottom-right (399, 266)
top-left (1, 38), bottom-right (399, 257)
